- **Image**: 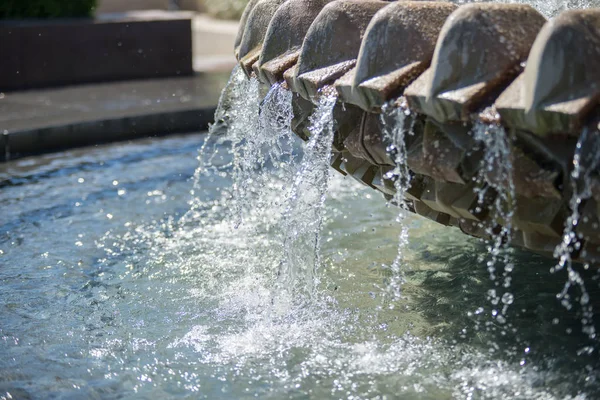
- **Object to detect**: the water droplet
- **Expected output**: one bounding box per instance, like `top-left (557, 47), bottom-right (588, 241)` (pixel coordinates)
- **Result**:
top-left (501, 293), bottom-right (514, 305)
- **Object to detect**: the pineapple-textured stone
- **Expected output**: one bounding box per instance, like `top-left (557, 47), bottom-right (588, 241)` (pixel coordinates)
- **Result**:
top-left (336, 1), bottom-right (457, 111)
top-left (496, 9), bottom-right (600, 137)
top-left (405, 3), bottom-right (546, 123)
top-left (256, 0), bottom-right (335, 85)
top-left (293, 0), bottom-right (389, 102)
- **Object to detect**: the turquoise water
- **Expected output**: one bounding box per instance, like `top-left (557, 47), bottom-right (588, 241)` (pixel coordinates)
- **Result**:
top-left (1, 133), bottom-right (599, 399)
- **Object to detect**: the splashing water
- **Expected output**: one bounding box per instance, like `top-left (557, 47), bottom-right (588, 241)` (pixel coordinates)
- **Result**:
top-left (230, 82), bottom-right (299, 229)
top-left (453, 0), bottom-right (600, 19)
top-left (227, 75), bottom-right (263, 227)
top-left (380, 102), bottom-right (414, 302)
top-left (472, 121), bottom-right (516, 323)
top-left (188, 68), bottom-right (298, 232)
top-left (258, 82), bottom-right (296, 166)
top-left (3, 96), bottom-right (600, 398)
top-left (553, 127), bottom-right (600, 339)
top-left (276, 92), bottom-right (337, 302)
top-left (188, 65), bottom-right (255, 219)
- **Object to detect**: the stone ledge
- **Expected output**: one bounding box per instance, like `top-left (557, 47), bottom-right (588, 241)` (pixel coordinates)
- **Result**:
top-left (0, 73), bottom-right (227, 161)
top-left (0, 108), bottom-right (214, 161)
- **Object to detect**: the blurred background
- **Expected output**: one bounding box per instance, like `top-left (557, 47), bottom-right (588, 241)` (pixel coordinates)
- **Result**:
top-left (0, 0), bottom-right (248, 160)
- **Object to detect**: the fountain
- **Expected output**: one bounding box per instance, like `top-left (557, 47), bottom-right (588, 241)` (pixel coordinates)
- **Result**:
top-left (5, 1), bottom-right (600, 398)
top-left (235, 0), bottom-right (600, 266)
top-left (230, 0), bottom-right (600, 367)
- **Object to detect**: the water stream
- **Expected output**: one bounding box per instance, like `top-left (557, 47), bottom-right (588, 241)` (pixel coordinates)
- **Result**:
top-left (276, 92), bottom-right (337, 301)
top-left (472, 121), bottom-right (517, 322)
top-left (553, 127), bottom-right (600, 339)
top-left (380, 103), bottom-right (414, 302)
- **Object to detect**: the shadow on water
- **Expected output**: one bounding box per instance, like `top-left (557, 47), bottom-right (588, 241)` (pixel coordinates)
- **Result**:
top-left (406, 231), bottom-right (600, 385)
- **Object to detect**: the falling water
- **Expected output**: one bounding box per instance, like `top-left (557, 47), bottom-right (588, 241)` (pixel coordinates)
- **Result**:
top-left (186, 67), bottom-right (338, 303)
top-left (187, 65), bottom-right (256, 219)
top-left (380, 102), bottom-right (414, 302)
top-left (276, 92), bottom-right (337, 301)
top-left (187, 67), bottom-right (299, 232)
top-left (258, 82), bottom-right (296, 167)
top-left (553, 127), bottom-right (600, 338)
top-left (472, 121), bottom-right (517, 323)
top-left (230, 82), bottom-right (299, 229)
top-left (226, 75), bottom-right (262, 227)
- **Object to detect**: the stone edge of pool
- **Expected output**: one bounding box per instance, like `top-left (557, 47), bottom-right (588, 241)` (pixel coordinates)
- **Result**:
top-left (0, 72), bottom-right (229, 162)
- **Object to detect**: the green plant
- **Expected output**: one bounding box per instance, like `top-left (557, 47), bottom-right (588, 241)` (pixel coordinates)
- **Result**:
top-left (0, 0), bottom-right (97, 19)
top-left (203, 0), bottom-right (249, 20)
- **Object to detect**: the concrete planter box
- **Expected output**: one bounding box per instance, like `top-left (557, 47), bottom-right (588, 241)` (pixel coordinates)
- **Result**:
top-left (96, 0), bottom-right (172, 13)
top-left (0, 11), bottom-right (194, 91)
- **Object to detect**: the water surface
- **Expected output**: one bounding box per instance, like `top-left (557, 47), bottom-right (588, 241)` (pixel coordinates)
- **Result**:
top-left (1, 133), bottom-right (599, 399)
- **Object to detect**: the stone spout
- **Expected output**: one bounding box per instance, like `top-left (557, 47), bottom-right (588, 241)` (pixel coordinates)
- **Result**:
top-left (255, 0), bottom-right (335, 85)
top-left (236, 0), bottom-right (287, 77)
top-left (496, 9), bottom-right (600, 137)
top-left (335, 1), bottom-right (457, 112)
top-left (289, 0), bottom-right (389, 102)
top-left (404, 3), bottom-right (546, 124)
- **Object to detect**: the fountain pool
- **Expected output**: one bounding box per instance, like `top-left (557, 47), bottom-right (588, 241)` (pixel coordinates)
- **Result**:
top-left (1, 131), bottom-right (600, 399)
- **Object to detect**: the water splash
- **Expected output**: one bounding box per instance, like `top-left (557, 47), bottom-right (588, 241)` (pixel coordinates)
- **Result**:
top-left (187, 65), bottom-right (255, 220)
top-left (472, 121), bottom-right (516, 322)
top-left (276, 92), bottom-right (337, 302)
top-left (187, 68), bottom-right (299, 231)
top-left (227, 76), bottom-right (262, 227)
top-left (380, 102), bottom-right (414, 302)
top-left (453, 0), bottom-right (600, 19)
top-left (553, 127), bottom-right (600, 339)
top-left (258, 82), bottom-right (296, 166)
top-left (229, 82), bottom-right (299, 228)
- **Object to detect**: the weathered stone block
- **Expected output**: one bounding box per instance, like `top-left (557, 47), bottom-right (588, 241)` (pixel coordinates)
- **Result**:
top-left (293, 0), bottom-right (388, 101)
top-left (413, 199), bottom-right (451, 226)
top-left (343, 111), bottom-right (393, 166)
top-left (256, 0), bottom-right (333, 84)
top-left (234, 0), bottom-right (261, 58)
top-left (335, 1), bottom-right (457, 111)
top-left (407, 120), bottom-right (474, 184)
top-left (496, 9), bottom-right (600, 137)
top-left (236, 0), bottom-right (286, 76)
top-left (371, 166), bottom-right (396, 196)
top-left (513, 195), bottom-right (565, 237)
top-left (405, 3), bottom-right (546, 123)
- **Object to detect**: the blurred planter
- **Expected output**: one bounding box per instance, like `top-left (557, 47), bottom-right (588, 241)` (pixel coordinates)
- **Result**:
top-left (0, 11), bottom-right (194, 91)
top-left (96, 0), bottom-right (171, 13)
top-left (203, 0), bottom-right (248, 20)
top-left (179, 0), bottom-right (206, 12)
